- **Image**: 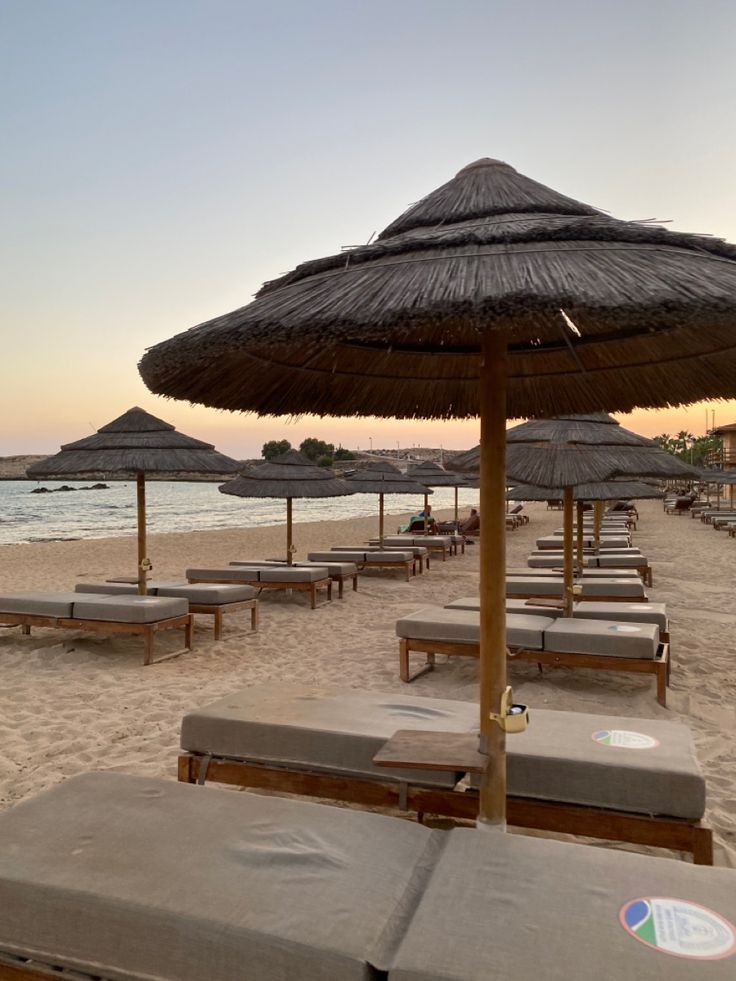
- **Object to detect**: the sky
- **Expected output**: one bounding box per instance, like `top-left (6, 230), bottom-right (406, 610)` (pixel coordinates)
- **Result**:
top-left (2, 0), bottom-right (736, 458)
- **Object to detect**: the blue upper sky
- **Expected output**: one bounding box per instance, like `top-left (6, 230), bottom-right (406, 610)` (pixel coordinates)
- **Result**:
top-left (3, 0), bottom-right (736, 455)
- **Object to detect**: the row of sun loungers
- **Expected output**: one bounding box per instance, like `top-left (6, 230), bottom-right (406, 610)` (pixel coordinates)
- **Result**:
top-left (1, 765), bottom-right (729, 981)
top-left (396, 607), bottom-right (670, 704)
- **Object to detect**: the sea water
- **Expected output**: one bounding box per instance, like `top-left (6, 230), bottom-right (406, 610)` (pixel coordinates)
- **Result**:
top-left (0, 480), bottom-right (480, 546)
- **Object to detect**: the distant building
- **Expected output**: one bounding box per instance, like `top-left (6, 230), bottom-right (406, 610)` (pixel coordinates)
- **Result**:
top-left (711, 423), bottom-right (736, 469)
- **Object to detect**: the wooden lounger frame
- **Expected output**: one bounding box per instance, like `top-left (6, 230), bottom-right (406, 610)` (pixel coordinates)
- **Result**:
top-left (358, 557), bottom-right (415, 581)
top-left (190, 598), bottom-right (259, 640)
top-left (176, 753), bottom-right (713, 865)
top-left (509, 591), bottom-right (649, 604)
top-left (188, 575), bottom-right (332, 609)
top-left (0, 613), bottom-right (193, 666)
top-left (398, 636), bottom-right (670, 707)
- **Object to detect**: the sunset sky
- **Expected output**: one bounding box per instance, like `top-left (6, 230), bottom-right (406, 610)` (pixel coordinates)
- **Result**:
top-left (3, 0), bottom-right (736, 459)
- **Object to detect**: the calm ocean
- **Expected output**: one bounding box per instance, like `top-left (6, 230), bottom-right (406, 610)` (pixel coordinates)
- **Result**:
top-left (0, 480), bottom-right (480, 546)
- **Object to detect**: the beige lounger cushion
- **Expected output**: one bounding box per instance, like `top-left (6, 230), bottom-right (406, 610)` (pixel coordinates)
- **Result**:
top-left (364, 551), bottom-right (413, 563)
top-left (579, 578), bottom-right (647, 597)
top-left (536, 536), bottom-right (630, 549)
top-left (507, 568), bottom-right (641, 579)
top-left (391, 831), bottom-right (735, 981)
top-left (446, 597), bottom-right (565, 619)
top-left (0, 773), bottom-right (433, 981)
top-left (309, 550), bottom-right (367, 562)
top-left (76, 582), bottom-right (257, 604)
top-left (187, 566), bottom-right (261, 582)
top-left (0, 592), bottom-right (81, 617)
top-left (395, 608), bottom-right (551, 650)
top-left (182, 684), bottom-right (477, 788)
top-left (71, 595), bottom-right (188, 623)
top-left (329, 549), bottom-right (412, 563)
top-left (182, 686), bottom-right (706, 820)
top-left (506, 577), bottom-right (565, 596)
top-left (367, 541), bottom-right (429, 556)
top-left (595, 554), bottom-right (648, 568)
top-left (258, 567), bottom-right (326, 583)
top-left (572, 601), bottom-right (668, 631)
top-left (544, 617), bottom-right (659, 659)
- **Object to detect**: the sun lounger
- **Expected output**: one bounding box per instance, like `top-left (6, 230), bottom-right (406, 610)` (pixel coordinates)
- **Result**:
top-left (528, 551), bottom-right (653, 585)
top-left (508, 567), bottom-right (641, 578)
top-left (0, 592), bottom-right (192, 665)
top-left (187, 565), bottom-right (332, 609)
top-left (365, 541), bottom-right (432, 571)
top-left (74, 581), bottom-right (258, 639)
top-left (537, 535), bottom-right (631, 550)
top-left (396, 607), bottom-right (669, 704)
top-left (178, 683), bottom-right (711, 862)
top-left (445, 597), bottom-right (669, 642)
top-left (387, 534), bottom-right (458, 558)
top-left (308, 550), bottom-right (415, 581)
top-left (0, 772), bottom-right (729, 981)
top-left (229, 559), bottom-right (359, 597)
top-left (507, 575), bottom-right (648, 602)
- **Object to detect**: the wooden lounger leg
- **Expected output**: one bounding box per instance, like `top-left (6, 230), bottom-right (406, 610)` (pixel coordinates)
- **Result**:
top-left (184, 616), bottom-right (193, 650)
top-left (310, 584), bottom-right (316, 610)
top-left (178, 754), bottom-right (196, 783)
top-left (399, 639), bottom-right (435, 683)
top-left (406, 563), bottom-right (411, 582)
top-left (213, 609), bottom-right (223, 641)
top-left (656, 659), bottom-right (667, 708)
top-left (21, 625), bottom-right (30, 636)
top-left (251, 603), bottom-right (259, 631)
top-left (692, 826), bottom-right (715, 865)
top-left (143, 628), bottom-right (153, 667)
top-left (352, 574), bottom-right (358, 591)
top-left (327, 581), bottom-right (332, 602)
top-left (338, 578), bottom-right (344, 599)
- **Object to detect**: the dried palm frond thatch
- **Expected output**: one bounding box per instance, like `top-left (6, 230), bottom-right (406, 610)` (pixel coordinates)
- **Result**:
top-left (26, 407), bottom-right (241, 593)
top-left (140, 159), bottom-right (736, 421)
top-left (508, 480), bottom-right (664, 502)
top-left (341, 460), bottom-right (430, 542)
top-left (220, 449), bottom-right (353, 563)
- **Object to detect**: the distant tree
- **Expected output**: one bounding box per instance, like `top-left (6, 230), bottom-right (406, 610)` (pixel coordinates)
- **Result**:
top-left (334, 448), bottom-right (356, 461)
top-left (262, 439), bottom-right (291, 460)
top-left (317, 454), bottom-right (334, 468)
top-left (299, 437), bottom-right (334, 462)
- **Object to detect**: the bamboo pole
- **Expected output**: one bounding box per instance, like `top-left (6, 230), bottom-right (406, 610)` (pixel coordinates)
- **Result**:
top-left (478, 330), bottom-right (507, 827)
top-left (454, 485), bottom-right (459, 529)
top-left (286, 498), bottom-right (293, 564)
top-left (423, 492), bottom-right (429, 535)
top-left (136, 474), bottom-right (148, 596)
top-left (576, 500), bottom-right (584, 572)
top-left (594, 500), bottom-right (603, 549)
top-left (563, 488), bottom-right (574, 617)
top-left (379, 493), bottom-right (385, 545)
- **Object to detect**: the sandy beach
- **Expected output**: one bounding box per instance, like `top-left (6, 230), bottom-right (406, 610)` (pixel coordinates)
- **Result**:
top-left (1, 500), bottom-right (734, 867)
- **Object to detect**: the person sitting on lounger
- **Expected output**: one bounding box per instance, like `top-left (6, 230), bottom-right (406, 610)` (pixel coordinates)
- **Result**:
top-left (458, 508), bottom-right (479, 534)
top-left (407, 505), bottom-right (438, 534)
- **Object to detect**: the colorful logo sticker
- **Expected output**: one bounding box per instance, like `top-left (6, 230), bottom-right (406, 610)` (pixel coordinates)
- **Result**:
top-left (592, 729), bottom-right (659, 749)
top-left (620, 898), bottom-right (736, 960)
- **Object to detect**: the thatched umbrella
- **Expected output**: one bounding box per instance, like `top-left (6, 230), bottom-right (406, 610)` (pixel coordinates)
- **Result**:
top-left (26, 407), bottom-right (241, 594)
top-left (407, 460), bottom-right (469, 531)
top-left (220, 449), bottom-right (353, 563)
top-left (140, 157), bottom-right (736, 829)
top-left (508, 479), bottom-right (664, 567)
top-left (505, 414), bottom-right (695, 608)
top-left (342, 460), bottom-right (430, 544)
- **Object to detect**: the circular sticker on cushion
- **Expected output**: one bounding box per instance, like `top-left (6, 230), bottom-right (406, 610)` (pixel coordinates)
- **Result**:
top-left (620, 898), bottom-right (736, 959)
top-left (607, 624), bottom-right (640, 633)
top-left (592, 729), bottom-right (659, 749)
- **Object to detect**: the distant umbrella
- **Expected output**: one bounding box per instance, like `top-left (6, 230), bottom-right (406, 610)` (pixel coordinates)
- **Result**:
top-left (220, 449), bottom-right (353, 563)
top-left (26, 407), bottom-right (241, 593)
top-left (407, 460), bottom-right (469, 531)
top-left (139, 156), bottom-right (736, 829)
top-left (342, 460), bottom-right (430, 544)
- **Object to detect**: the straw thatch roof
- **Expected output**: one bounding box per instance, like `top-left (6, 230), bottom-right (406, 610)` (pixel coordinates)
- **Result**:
top-left (508, 480), bottom-right (664, 501)
top-left (447, 413), bottom-right (697, 487)
top-left (343, 460), bottom-right (430, 495)
top-left (26, 407), bottom-right (241, 478)
top-left (407, 460), bottom-right (469, 488)
top-left (698, 468), bottom-right (736, 483)
top-left (220, 448), bottom-right (353, 499)
top-left (140, 158), bottom-right (736, 420)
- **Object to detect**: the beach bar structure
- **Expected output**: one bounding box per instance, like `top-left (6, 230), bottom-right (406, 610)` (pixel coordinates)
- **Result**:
top-left (141, 157), bottom-right (736, 829)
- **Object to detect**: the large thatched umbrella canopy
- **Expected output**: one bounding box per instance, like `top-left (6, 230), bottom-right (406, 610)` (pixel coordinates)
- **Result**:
top-left (505, 413), bottom-right (696, 606)
top-left (407, 460), bottom-right (469, 530)
top-left (27, 407), bottom-right (242, 594)
top-left (220, 449), bottom-right (353, 563)
top-left (342, 460), bottom-right (430, 543)
top-left (139, 158), bottom-right (736, 829)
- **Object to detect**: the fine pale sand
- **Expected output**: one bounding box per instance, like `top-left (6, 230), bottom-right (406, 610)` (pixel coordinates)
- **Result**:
top-left (1, 500), bottom-right (734, 866)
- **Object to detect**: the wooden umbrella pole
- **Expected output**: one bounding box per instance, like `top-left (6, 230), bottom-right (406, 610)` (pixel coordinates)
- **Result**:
top-left (286, 498), bottom-right (293, 565)
top-left (478, 330), bottom-right (508, 827)
top-left (594, 500), bottom-right (603, 548)
top-left (379, 493), bottom-right (384, 545)
top-left (576, 500), bottom-right (584, 573)
top-left (563, 487), bottom-right (574, 617)
top-left (423, 492), bottom-right (429, 535)
top-left (454, 485), bottom-right (459, 529)
top-left (136, 473), bottom-right (147, 596)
